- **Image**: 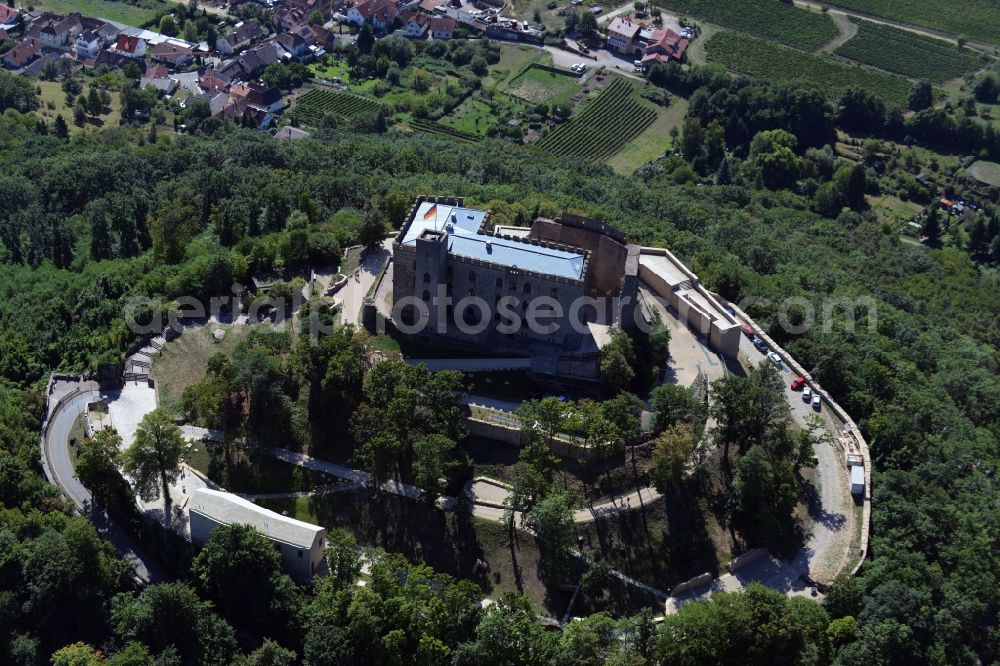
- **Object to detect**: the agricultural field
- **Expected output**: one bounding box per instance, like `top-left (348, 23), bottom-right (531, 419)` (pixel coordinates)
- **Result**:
top-left (506, 64), bottom-right (582, 107)
top-left (821, 0), bottom-right (1000, 46)
top-left (652, 0), bottom-right (838, 51)
top-left (28, 0), bottom-right (167, 26)
top-left (405, 119), bottom-right (481, 143)
top-left (606, 95), bottom-right (688, 175)
top-left (835, 21), bottom-right (984, 82)
top-left (293, 89), bottom-right (383, 126)
top-left (535, 78), bottom-right (657, 162)
top-left (706, 31), bottom-right (913, 107)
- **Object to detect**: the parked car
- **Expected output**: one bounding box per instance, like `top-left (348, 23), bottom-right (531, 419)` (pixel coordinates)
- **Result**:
top-left (812, 394), bottom-right (822, 410)
top-left (753, 336), bottom-right (767, 352)
top-left (790, 376), bottom-right (806, 391)
top-left (803, 387), bottom-right (812, 402)
top-left (740, 323), bottom-right (754, 338)
top-left (767, 351), bottom-right (782, 367)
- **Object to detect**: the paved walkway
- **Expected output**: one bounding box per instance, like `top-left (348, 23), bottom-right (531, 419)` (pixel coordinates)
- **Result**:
top-left (337, 239), bottom-right (392, 326)
top-left (41, 380), bottom-right (168, 584)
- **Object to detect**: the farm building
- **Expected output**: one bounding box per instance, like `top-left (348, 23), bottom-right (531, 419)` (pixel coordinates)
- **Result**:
top-left (189, 488), bottom-right (327, 581)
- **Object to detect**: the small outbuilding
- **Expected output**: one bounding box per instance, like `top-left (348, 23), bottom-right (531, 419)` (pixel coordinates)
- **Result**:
top-left (189, 488), bottom-right (327, 581)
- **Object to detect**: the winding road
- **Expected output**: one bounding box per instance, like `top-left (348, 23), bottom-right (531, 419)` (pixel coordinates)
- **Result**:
top-left (42, 382), bottom-right (167, 584)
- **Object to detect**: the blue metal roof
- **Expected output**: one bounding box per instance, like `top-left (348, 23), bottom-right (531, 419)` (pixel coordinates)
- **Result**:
top-left (402, 201), bottom-right (585, 281)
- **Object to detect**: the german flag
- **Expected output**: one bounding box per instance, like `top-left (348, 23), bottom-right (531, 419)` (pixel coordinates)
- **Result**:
top-left (423, 203), bottom-right (438, 221)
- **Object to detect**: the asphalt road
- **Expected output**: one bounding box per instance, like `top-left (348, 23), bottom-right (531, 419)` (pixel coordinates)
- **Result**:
top-left (43, 387), bottom-right (167, 584)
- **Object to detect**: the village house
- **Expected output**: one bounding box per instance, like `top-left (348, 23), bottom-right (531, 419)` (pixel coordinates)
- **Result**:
top-left (36, 15), bottom-right (76, 48)
top-left (275, 30), bottom-right (310, 59)
top-left (149, 40), bottom-right (194, 67)
top-left (1, 38), bottom-right (40, 69)
top-left (430, 15), bottom-right (455, 40)
top-left (273, 5), bottom-right (308, 32)
top-left (605, 16), bottom-right (642, 55)
top-left (346, 0), bottom-right (400, 32)
top-left (200, 68), bottom-right (230, 92)
top-left (640, 27), bottom-right (688, 65)
top-left (0, 3), bottom-right (20, 29)
top-left (74, 29), bottom-right (101, 59)
top-left (218, 19), bottom-right (265, 56)
top-left (139, 63), bottom-right (178, 94)
top-left (401, 11), bottom-right (430, 38)
top-left (230, 80), bottom-right (283, 113)
top-left (111, 34), bottom-right (146, 58)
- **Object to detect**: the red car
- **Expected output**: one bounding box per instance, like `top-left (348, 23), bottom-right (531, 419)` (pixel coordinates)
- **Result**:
top-left (790, 376), bottom-right (806, 391)
top-left (740, 324), bottom-right (754, 338)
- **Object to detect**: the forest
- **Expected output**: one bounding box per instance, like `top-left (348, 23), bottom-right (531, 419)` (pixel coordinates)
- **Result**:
top-left (0, 58), bottom-right (998, 664)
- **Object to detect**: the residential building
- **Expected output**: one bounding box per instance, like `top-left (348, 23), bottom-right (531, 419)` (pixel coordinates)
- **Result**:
top-left (112, 34), bottom-right (146, 58)
top-left (150, 40), bottom-right (194, 67)
top-left (430, 15), bottom-right (455, 39)
top-left (401, 11), bottom-right (429, 38)
top-left (275, 30), bottom-right (309, 59)
top-left (2, 38), bottom-right (40, 69)
top-left (639, 28), bottom-right (688, 65)
top-left (274, 5), bottom-right (308, 31)
top-left (74, 29), bottom-right (101, 59)
top-left (231, 81), bottom-right (283, 112)
top-left (346, 0), bottom-right (400, 31)
top-left (0, 3), bottom-right (20, 29)
top-left (218, 19), bottom-right (265, 56)
top-left (389, 197), bottom-right (639, 381)
top-left (605, 16), bottom-right (642, 55)
top-left (189, 488), bottom-right (327, 581)
top-left (140, 63), bottom-right (178, 94)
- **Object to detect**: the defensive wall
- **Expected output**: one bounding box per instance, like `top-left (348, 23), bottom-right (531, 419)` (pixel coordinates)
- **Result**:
top-left (637, 247), bottom-right (741, 358)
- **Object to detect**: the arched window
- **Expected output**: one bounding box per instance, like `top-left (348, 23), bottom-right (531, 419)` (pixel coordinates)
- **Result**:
top-left (495, 276), bottom-right (503, 288)
top-left (468, 271), bottom-right (477, 283)
top-left (422, 272), bottom-right (431, 283)
top-left (523, 282), bottom-right (532, 294)
top-left (509, 277), bottom-right (518, 290)
top-left (550, 287), bottom-right (559, 300)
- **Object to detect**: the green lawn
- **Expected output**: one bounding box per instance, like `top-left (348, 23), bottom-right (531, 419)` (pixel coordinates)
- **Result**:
top-left (966, 160), bottom-right (1000, 187)
top-left (485, 45), bottom-right (549, 90)
top-left (506, 64), bottom-right (582, 107)
top-left (36, 80), bottom-right (123, 135)
top-left (29, 0), bottom-right (165, 26)
top-left (150, 324), bottom-right (258, 415)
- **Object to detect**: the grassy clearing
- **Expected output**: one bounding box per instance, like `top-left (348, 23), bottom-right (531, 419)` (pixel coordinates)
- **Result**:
top-left (485, 45), bottom-right (547, 90)
top-left (506, 64), bottom-right (582, 107)
top-left (652, 0), bottom-right (838, 50)
top-left (966, 160), bottom-right (1000, 187)
top-left (150, 324), bottom-right (257, 415)
top-left (29, 0), bottom-right (165, 26)
top-left (706, 31), bottom-right (912, 107)
top-left (835, 21), bottom-right (984, 82)
top-left (35, 80), bottom-right (123, 135)
top-left (822, 0), bottom-right (1000, 46)
top-left (606, 94), bottom-right (688, 175)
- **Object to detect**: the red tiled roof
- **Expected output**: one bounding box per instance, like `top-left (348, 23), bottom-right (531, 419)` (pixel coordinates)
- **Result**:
top-left (3, 38), bottom-right (40, 65)
top-left (0, 3), bottom-right (19, 23)
top-left (114, 34), bottom-right (142, 53)
top-left (431, 15), bottom-right (455, 31)
top-left (646, 28), bottom-right (688, 59)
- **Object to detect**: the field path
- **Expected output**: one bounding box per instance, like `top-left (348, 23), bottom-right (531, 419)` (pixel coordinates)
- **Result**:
top-left (819, 10), bottom-right (858, 53)
top-left (793, 0), bottom-right (996, 54)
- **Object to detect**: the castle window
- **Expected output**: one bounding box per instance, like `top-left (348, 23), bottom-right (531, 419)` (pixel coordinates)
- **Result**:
top-left (468, 288), bottom-right (476, 298)
top-left (550, 287), bottom-right (560, 300)
top-left (523, 282), bottom-right (532, 294)
top-left (422, 272), bottom-right (431, 283)
top-left (468, 271), bottom-right (477, 283)
top-left (495, 276), bottom-right (503, 288)
top-left (509, 277), bottom-right (517, 290)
